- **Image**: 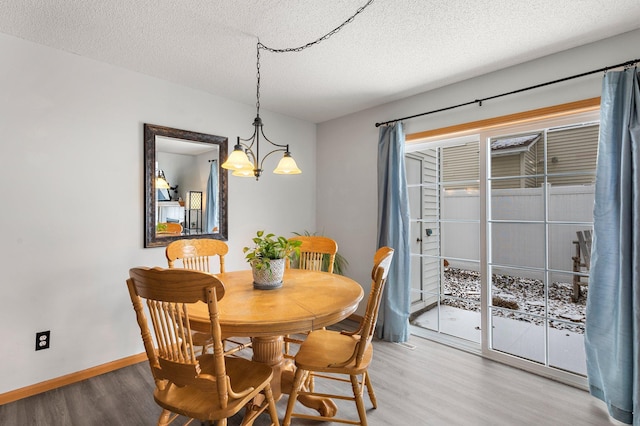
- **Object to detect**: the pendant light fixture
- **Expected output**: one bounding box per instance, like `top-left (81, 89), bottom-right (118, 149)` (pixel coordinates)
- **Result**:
top-left (222, 43), bottom-right (301, 180)
top-left (222, 0), bottom-right (375, 181)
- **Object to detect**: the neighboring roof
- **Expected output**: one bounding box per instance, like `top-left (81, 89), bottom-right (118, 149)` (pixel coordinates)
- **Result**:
top-left (491, 134), bottom-right (542, 156)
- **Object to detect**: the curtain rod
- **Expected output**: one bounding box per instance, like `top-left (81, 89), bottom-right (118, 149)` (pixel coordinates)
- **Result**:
top-left (375, 57), bottom-right (640, 128)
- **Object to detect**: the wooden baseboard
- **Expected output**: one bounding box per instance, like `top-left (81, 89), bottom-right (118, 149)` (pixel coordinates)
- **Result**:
top-left (1, 316), bottom-right (364, 405)
top-left (0, 352), bottom-right (147, 405)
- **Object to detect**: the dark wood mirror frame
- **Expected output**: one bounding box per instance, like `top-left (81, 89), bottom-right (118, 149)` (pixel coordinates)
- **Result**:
top-left (144, 123), bottom-right (228, 248)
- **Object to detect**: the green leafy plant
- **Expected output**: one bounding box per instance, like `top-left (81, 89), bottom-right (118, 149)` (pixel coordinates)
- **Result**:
top-left (156, 223), bottom-right (168, 232)
top-left (292, 230), bottom-right (349, 275)
top-left (243, 230), bottom-right (302, 272)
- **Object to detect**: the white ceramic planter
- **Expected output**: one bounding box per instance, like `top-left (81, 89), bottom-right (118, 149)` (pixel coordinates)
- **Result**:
top-left (252, 258), bottom-right (285, 290)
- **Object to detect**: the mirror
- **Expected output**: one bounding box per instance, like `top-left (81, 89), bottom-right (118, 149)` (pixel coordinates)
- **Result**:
top-left (144, 124), bottom-right (228, 247)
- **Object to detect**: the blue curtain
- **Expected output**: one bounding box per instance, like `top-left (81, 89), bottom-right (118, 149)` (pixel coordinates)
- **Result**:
top-left (585, 68), bottom-right (640, 425)
top-left (205, 161), bottom-right (219, 233)
top-left (376, 123), bottom-right (411, 342)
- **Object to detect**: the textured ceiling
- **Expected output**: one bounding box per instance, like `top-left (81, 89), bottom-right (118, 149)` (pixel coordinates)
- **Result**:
top-left (1, 0), bottom-right (639, 123)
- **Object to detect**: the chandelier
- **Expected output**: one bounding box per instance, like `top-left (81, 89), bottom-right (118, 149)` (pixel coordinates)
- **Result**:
top-left (221, 43), bottom-right (301, 180)
top-left (221, 0), bottom-right (375, 181)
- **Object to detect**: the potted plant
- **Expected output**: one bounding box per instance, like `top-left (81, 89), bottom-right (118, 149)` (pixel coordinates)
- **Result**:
top-left (243, 230), bottom-right (302, 289)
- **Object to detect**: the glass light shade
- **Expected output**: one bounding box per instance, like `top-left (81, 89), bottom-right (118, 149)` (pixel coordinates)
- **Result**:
top-left (188, 191), bottom-right (203, 210)
top-left (221, 148), bottom-right (252, 171)
top-left (232, 164), bottom-right (255, 177)
top-left (273, 153), bottom-right (302, 174)
top-left (156, 176), bottom-right (170, 189)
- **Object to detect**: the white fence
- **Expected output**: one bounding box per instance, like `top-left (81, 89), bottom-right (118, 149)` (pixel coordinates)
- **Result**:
top-left (442, 184), bottom-right (594, 280)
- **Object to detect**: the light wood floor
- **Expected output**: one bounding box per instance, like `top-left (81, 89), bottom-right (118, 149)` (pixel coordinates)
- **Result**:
top-left (0, 328), bottom-right (622, 425)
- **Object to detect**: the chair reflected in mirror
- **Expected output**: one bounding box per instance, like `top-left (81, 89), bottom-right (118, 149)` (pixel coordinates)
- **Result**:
top-left (156, 222), bottom-right (183, 236)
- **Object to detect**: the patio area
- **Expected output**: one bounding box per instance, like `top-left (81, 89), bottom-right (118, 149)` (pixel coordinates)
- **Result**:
top-left (412, 268), bottom-right (587, 375)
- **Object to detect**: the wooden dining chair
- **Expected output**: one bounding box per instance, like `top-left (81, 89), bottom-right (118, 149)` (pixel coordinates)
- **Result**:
top-left (284, 236), bottom-right (339, 358)
top-left (282, 247), bottom-right (394, 426)
top-left (166, 239), bottom-right (250, 356)
top-left (286, 235), bottom-right (338, 273)
top-left (157, 222), bottom-right (183, 235)
top-left (127, 267), bottom-right (280, 426)
top-left (166, 238), bottom-right (228, 273)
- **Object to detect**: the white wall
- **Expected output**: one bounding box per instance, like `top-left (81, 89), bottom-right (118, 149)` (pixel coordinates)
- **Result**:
top-left (0, 33), bottom-right (316, 394)
top-left (317, 29), bottom-right (640, 315)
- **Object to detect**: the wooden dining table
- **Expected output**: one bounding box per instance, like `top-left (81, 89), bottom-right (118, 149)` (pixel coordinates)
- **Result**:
top-left (187, 268), bottom-right (364, 414)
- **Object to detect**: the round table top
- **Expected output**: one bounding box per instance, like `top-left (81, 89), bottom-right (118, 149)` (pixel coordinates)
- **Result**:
top-left (188, 269), bottom-right (364, 338)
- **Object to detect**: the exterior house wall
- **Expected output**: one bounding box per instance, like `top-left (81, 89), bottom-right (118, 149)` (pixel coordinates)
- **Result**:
top-left (441, 143), bottom-right (480, 189)
top-left (407, 150), bottom-right (441, 310)
top-left (441, 123), bottom-right (599, 189)
top-left (524, 148), bottom-right (538, 187)
top-left (491, 153), bottom-right (525, 188)
top-left (542, 124), bottom-right (599, 186)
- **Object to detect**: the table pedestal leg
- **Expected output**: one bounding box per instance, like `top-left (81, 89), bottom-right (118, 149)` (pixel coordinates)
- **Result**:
top-left (251, 336), bottom-right (286, 400)
top-left (251, 336), bottom-right (338, 417)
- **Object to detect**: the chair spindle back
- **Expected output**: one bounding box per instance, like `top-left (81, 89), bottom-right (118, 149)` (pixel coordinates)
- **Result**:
top-left (166, 239), bottom-right (229, 273)
top-left (288, 236), bottom-right (338, 273)
top-left (127, 267), bottom-right (227, 394)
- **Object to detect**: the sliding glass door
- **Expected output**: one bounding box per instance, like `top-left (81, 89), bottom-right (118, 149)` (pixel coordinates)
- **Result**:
top-left (488, 123), bottom-right (597, 376)
top-left (408, 136), bottom-right (481, 344)
top-left (408, 112), bottom-right (598, 383)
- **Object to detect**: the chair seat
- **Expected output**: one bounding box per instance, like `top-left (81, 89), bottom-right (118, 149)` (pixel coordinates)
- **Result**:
top-left (294, 329), bottom-right (372, 375)
top-left (154, 356), bottom-right (273, 420)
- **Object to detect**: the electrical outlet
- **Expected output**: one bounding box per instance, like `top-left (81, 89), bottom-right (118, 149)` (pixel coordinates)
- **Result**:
top-left (35, 330), bottom-right (50, 351)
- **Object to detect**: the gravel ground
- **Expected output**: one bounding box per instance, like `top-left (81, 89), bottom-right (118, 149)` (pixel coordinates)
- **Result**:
top-left (442, 268), bottom-right (587, 333)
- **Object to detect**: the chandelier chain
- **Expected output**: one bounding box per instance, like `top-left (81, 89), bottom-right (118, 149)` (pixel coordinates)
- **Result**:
top-left (256, 43), bottom-right (261, 113)
top-left (240, 0), bottom-right (374, 178)
top-left (253, 0), bottom-right (374, 114)
top-left (258, 0), bottom-right (374, 53)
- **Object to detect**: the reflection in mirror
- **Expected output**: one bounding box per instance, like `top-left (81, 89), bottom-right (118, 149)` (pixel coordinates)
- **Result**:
top-left (144, 124), bottom-right (228, 247)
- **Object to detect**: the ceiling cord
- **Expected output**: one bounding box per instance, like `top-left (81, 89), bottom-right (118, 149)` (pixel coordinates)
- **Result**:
top-left (258, 0), bottom-right (375, 54)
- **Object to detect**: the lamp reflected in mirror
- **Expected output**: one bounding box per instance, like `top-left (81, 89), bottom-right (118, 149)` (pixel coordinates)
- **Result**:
top-left (156, 169), bottom-right (170, 189)
top-left (189, 191), bottom-right (203, 210)
top-left (186, 191), bottom-right (203, 234)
